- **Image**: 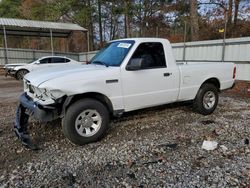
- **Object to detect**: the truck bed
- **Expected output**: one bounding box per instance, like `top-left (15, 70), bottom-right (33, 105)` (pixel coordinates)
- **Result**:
top-left (177, 62), bottom-right (235, 101)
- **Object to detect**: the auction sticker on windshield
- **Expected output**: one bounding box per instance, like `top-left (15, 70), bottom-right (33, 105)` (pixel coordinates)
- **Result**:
top-left (117, 43), bottom-right (131, 48)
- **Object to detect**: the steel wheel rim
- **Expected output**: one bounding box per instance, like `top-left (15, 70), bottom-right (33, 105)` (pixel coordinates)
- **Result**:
top-left (203, 91), bottom-right (216, 110)
top-left (75, 109), bottom-right (102, 137)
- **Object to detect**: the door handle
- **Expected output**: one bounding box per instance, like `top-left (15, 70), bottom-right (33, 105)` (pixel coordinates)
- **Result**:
top-left (163, 72), bottom-right (172, 77)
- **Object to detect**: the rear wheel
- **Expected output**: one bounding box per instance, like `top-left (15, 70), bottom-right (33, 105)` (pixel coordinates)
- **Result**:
top-left (193, 83), bottom-right (218, 115)
top-left (62, 99), bottom-right (109, 145)
top-left (16, 69), bottom-right (29, 80)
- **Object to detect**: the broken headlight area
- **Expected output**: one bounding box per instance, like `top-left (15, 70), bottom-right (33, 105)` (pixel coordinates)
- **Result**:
top-left (24, 83), bottom-right (65, 105)
top-left (35, 88), bottom-right (65, 105)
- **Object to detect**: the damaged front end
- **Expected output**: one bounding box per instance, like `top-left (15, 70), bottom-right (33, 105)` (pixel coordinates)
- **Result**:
top-left (3, 67), bottom-right (16, 77)
top-left (14, 90), bottom-right (65, 150)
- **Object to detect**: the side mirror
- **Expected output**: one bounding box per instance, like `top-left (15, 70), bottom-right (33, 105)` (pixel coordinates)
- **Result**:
top-left (126, 58), bottom-right (144, 71)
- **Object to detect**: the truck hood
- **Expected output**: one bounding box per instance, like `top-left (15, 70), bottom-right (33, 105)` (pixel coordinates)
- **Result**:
top-left (24, 64), bottom-right (108, 87)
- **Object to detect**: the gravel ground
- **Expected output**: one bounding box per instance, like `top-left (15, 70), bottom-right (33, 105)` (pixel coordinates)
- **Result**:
top-left (0, 75), bottom-right (249, 187)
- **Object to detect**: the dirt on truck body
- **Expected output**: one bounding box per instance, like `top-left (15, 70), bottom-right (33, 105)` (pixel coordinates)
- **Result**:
top-left (0, 75), bottom-right (249, 187)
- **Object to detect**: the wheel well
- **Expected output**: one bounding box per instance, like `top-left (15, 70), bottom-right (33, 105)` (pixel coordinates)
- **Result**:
top-left (202, 78), bottom-right (220, 91)
top-left (15, 69), bottom-right (29, 79)
top-left (16, 69), bottom-right (29, 73)
top-left (67, 92), bottom-right (113, 114)
top-left (15, 69), bottom-right (29, 76)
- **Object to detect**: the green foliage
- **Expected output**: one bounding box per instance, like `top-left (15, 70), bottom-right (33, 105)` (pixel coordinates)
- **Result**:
top-left (0, 0), bottom-right (22, 18)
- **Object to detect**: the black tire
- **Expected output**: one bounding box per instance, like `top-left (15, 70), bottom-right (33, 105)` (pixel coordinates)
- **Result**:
top-left (16, 69), bottom-right (29, 80)
top-left (193, 83), bottom-right (218, 115)
top-left (62, 98), bottom-right (109, 145)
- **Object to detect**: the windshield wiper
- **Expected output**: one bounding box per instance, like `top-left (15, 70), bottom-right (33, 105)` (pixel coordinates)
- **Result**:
top-left (91, 61), bottom-right (109, 67)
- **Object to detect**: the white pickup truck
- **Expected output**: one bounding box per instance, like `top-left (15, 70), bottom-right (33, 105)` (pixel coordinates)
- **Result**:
top-left (15, 38), bottom-right (236, 147)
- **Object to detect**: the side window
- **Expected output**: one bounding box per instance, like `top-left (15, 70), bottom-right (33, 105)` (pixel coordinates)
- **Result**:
top-left (39, 58), bottom-right (49, 64)
top-left (65, 58), bottom-right (70, 62)
top-left (129, 42), bottom-right (166, 69)
top-left (52, 57), bottom-right (67, 63)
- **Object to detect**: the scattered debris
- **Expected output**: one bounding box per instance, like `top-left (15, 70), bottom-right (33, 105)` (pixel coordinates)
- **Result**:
top-left (127, 172), bottom-right (136, 179)
top-left (220, 145), bottom-right (228, 151)
top-left (158, 143), bottom-right (178, 150)
top-left (212, 128), bottom-right (225, 136)
top-left (16, 148), bottom-right (24, 154)
top-left (62, 173), bottom-right (76, 186)
top-left (126, 159), bottom-right (136, 168)
top-left (201, 120), bottom-right (215, 125)
top-left (245, 138), bottom-right (249, 145)
top-left (142, 158), bottom-right (163, 165)
top-left (212, 129), bottom-right (219, 136)
top-left (165, 143), bottom-right (178, 149)
top-left (202, 140), bottom-right (218, 151)
top-left (196, 156), bottom-right (206, 161)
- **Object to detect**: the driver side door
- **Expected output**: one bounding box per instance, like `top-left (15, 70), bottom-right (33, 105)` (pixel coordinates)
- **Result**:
top-left (121, 42), bottom-right (179, 111)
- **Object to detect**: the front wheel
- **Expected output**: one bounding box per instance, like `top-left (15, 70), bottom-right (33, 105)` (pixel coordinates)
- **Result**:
top-left (16, 69), bottom-right (29, 80)
top-left (62, 99), bottom-right (109, 145)
top-left (193, 83), bottom-right (219, 115)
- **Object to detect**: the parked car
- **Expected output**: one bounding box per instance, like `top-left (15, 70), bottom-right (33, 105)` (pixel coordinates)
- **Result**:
top-left (15, 38), bottom-right (236, 148)
top-left (3, 56), bottom-right (79, 80)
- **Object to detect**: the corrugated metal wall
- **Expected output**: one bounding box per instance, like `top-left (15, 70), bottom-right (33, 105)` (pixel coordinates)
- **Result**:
top-left (1, 37), bottom-right (250, 81)
top-left (171, 37), bottom-right (250, 80)
top-left (172, 37), bottom-right (250, 62)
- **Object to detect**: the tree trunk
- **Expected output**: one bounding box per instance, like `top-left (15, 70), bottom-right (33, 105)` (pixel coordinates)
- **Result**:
top-left (98, 0), bottom-right (103, 48)
top-left (109, 3), bottom-right (113, 40)
top-left (124, 0), bottom-right (131, 38)
top-left (227, 0), bottom-right (233, 37)
top-left (112, 19), bottom-right (117, 39)
top-left (138, 0), bottom-right (143, 37)
top-left (124, 13), bottom-right (128, 38)
top-left (190, 0), bottom-right (199, 41)
top-left (87, 0), bottom-right (94, 51)
top-left (233, 0), bottom-right (240, 28)
top-left (227, 0), bottom-right (233, 24)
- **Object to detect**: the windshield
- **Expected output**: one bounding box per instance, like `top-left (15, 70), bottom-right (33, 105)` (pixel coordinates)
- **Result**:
top-left (90, 40), bottom-right (135, 67)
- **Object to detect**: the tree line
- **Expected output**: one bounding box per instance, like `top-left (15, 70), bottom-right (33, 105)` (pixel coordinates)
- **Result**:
top-left (0, 0), bottom-right (249, 52)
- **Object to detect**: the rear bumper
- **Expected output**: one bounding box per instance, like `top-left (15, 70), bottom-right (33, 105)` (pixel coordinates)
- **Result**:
top-left (19, 93), bottom-right (59, 122)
